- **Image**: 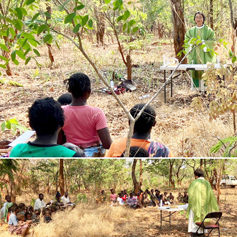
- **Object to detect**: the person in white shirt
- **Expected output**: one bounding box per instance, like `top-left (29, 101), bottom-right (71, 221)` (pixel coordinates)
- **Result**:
top-left (117, 193), bottom-right (124, 205)
top-left (61, 192), bottom-right (70, 206)
top-left (34, 193), bottom-right (46, 210)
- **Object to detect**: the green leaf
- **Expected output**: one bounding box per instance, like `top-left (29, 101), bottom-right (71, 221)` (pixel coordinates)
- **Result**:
top-left (16, 50), bottom-right (26, 60)
top-left (12, 124), bottom-right (16, 135)
top-left (11, 51), bottom-right (16, 61)
top-left (28, 38), bottom-right (40, 47)
top-left (74, 4), bottom-right (85, 11)
top-left (73, 23), bottom-right (81, 33)
top-left (13, 59), bottom-right (19, 65)
top-left (25, 0), bottom-right (35, 5)
top-left (24, 48), bottom-right (31, 56)
top-left (43, 34), bottom-right (53, 43)
top-left (0, 44), bottom-right (9, 52)
top-left (15, 8), bottom-right (23, 20)
top-left (25, 57), bottom-right (31, 65)
top-left (128, 19), bottom-right (136, 26)
top-left (64, 13), bottom-right (76, 24)
top-left (82, 15), bottom-right (89, 27)
top-left (0, 55), bottom-right (8, 62)
top-left (9, 27), bottom-right (16, 38)
top-left (19, 7), bottom-right (27, 15)
top-left (88, 19), bottom-right (93, 28)
top-left (117, 15), bottom-right (123, 22)
top-left (0, 64), bottom-right (6, 69)
top-left (14, 19), bottom-right (23, 31)
top-left (132, 26), bottom-right (139, 33)
top-left (1, 121), bottom-right (6, 132)
top-left (33, 49), bottom-right (40, 56)
top-left (232, 56), bottom-right (237, 63)
top-left (32, 13), bottom-right (40, 21)
top-left (37, 24), bottom-right (47, 35)
top-left (123, 23), bottom-right (127, 32)
top-left (229, 50), bottom-right (233, 58)
top-left (123, 10), bottom-right (130, 21)
top-left (5, 121), bottom-right (11, 129)
top-left (104, 0), bottom-right (111, 3)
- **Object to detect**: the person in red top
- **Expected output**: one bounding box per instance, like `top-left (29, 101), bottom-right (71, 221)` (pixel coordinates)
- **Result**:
top-left (58, 73), bottom-right (112, 157)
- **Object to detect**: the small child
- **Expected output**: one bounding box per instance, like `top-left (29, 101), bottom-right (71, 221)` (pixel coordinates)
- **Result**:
top-left (44, 210), bottom-right (52, 223)
top-left (168, 192), bottom-right (174, 204)
top-left (177, 192), bottom-right (184, 203)
top-left (183, 191), bottom-right (188, 203)
top-left (163, 192), bottom-right (170, 205)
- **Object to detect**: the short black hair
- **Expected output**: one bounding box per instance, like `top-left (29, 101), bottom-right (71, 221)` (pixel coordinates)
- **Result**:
top-left (130, 104), bottom-right (156, 134)
top-left (121, 146), bottom-right (149, 157)
top-left (57, 93), bottom-right (72, 105)
top-left (39, 193), bottom-right (44, 198)
top-left (194, 168), bottom-right (204, 177)
top-left (194, 11), bottom-right (205, 23)
top-left (29, 98), bottom-right (64, 136)
top-left (64, 73), bottom-right (91, 98)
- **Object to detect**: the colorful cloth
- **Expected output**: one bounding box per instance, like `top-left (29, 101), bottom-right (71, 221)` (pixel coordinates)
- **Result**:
top-left (106, 138), bottom-right (170, 157)
top-left (62, 105), bottom-right (108, 147)
top-left (185, 25), bottom-right (215, 90)
top-left (186, 177), bottom-right (219, 228)
top-left (10, 142), bottom-right (76, 157)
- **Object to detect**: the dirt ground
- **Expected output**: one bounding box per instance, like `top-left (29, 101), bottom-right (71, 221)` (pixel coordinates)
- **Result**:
top-left (0, 188), bottom-right (236, 237)
top-left (0, 39), bottom-right (234, 157)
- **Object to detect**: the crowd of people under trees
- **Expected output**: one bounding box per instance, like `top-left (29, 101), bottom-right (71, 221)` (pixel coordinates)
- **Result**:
top-left (96, 188), bottom-right (188, 208)
top-left (0, 192), bottom-right (74, 236)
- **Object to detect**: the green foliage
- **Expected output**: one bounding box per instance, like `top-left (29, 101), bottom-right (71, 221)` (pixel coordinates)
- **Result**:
top-left (77, 193), bottom-right (87, 203)
top-left (210, 136), bottom-right (237, 157)
top-left (0, 0), bottom-right (41, 73)
top-left (1, 118), bottom-right (28, 135)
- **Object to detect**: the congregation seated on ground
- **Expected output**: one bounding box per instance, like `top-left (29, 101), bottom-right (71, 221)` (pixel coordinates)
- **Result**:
top-left (106, 104), bottom-right (171, 157)
top-left (57, 72), bottom-right (112, 157)
top-left (10, 97), bottom-right (85, 157)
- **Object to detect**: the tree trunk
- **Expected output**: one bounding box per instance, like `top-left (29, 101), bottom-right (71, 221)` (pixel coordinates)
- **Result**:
top-left (139, 159), bottom-right (143, 187)
top-left (170, 0), bottom-right (187, 63)
top-left (132, 159), bottom-right (141, 194)
top-left (126, 55), bottom-right (132, 80)
top-left (210, 0), bottom-right (214, 29)
top-left (46, 5), bottom-right (54, 67)
top-left (229, 0), bottom-right (237, 54)
top-left (59, 159), bottom-right (64, 195)
top-left (200, 159), bottom-right (203, 169)
top-left (169, 160), bottom-right (175, 189)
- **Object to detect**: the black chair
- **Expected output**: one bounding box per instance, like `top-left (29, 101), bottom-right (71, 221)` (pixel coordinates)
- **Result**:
top-left (195, 212), bottom-right (222, 237)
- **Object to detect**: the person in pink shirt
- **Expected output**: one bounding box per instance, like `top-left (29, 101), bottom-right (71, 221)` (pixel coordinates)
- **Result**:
top-left (110, 189), bottom-right (117, 206)
top-left (58, 73), bottom-right (112, 157)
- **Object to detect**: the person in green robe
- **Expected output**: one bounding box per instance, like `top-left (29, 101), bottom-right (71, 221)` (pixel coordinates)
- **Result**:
top-left (186, 169), bottom-right (219, 236)
top-left (185, 12), bottom-right (216, 91)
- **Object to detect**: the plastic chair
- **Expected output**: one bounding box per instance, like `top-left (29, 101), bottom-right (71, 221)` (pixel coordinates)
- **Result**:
top-left (195, 212), bottom-right (222, 237)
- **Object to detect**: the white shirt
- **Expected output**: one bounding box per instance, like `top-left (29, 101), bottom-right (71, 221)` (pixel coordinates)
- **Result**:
top-left (117, 197), bottom-right (124, 205)
top-left (61, 196), bottom-right (70, 205)
top-left (34, 198), bottom-right (46, 210)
